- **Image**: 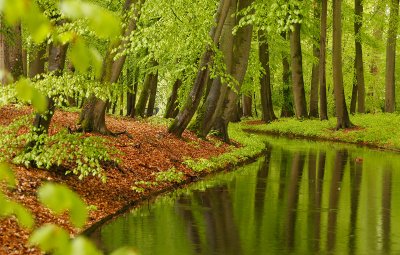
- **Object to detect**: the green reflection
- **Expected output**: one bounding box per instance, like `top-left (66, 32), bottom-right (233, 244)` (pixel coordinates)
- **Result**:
top-left (90, 137), bottom-right (400, 255)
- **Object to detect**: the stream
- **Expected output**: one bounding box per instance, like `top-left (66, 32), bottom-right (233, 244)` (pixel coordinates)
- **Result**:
top-left (89, 136), bottom-right (400, 255)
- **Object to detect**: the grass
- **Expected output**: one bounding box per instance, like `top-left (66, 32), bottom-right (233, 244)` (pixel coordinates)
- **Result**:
top-left (242, 113), bottom-right (400, 151)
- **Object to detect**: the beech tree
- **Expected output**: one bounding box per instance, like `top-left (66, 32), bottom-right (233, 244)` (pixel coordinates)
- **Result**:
top-left (319, 0), bottom-right (328, 120)
top-left (332, 0), bottom-right (352, 129)
top-left (385, 0), bottom-right (399, 113)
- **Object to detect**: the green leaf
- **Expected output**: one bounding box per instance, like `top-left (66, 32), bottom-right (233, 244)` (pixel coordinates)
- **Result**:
top-left (110, 247), bottom-right (141, 255)
top-left (31, 89), bottom-right (48, 113)
top-left (23, 4), bottom-right (51, 43)
top-left (0, 162), bottom-right (16, 188)
top-left (15, 79), bottom-right (33, 102)
top-left (29, 224), bottom-right (70, 253)
top-left (2, 0), bottom-right (27, 24)
top-left (70, 236), bottom-right (103, 255)
top-left (60, 0), bottom-right (121, 39)
top-left (69, 38), bottom-right (90, 74)
top-left (38, 183), bottom-right (88, 228)
top-left (0, 198), bottom-right (34, 230)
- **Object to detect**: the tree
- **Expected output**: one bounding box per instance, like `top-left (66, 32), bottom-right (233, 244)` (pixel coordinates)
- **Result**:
top-left (351, 0), bottom-right (366, 114)
top-left (258, 30), bottom-right (277, 122)
top-left (280, 32), bottom-right (295, 118)
top-left (319, 0), bottom-right (328, 120)
top-left (385, 0), bottom-right (399, 113)
top-left (309, 0), bottom-right (320, 118)
top-left (332, 0), bottom-right (352, 129)
top-left (168, 0), bottom-right (232, 137)
top-left (79, 0), bottom-right (141, 133)
top-left (164, 79), bottom-right (182, 119)
top-left (290, 7), bottom-right (308, 119)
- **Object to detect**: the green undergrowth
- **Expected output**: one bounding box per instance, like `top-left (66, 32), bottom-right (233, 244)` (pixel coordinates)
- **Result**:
top-left (183, 123), bottom-right (269, 173)
top-left (242, 113), bottom-right (400, 151)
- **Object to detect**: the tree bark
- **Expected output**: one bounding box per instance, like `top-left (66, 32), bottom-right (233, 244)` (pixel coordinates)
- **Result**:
top-left (350, 68), bottom-right (358, 114)
top-left (135, 68), bottom-right (156, 117)
top-left (0, 21), bottom-right (23, 83)
top-left (332, 0), bottom-right (352, 129)
top-left (130, 68), bottom-right (140, 118)
top-left (385, 0), bottom-right (399, 113)
top-left (281, 32), bottom-right (295, 118)
top-left (79, 0), bottom-right (141, 133)
top-left (168, 0), bottom-right (232, 137)
top-left (309, 1), bottom-right (320, 118)
top-left (290, 22), bottom-right (308, 119)
top-left (242, 95), bottom-right (253, 117)
top-left (354, 0), bottom-right (365, 113)
top-left (164, 79), bottom-right (182, 118)
top-left (28, 44), bottom-right (46, 79)
top-left (319, 0), bottom-right (328, 120)
top-left (126, 67), bottom-right (134, 116)
top-left (259, 30), bottom-right (277, 123)
top-left (146, 69), bottom-right (158, 116)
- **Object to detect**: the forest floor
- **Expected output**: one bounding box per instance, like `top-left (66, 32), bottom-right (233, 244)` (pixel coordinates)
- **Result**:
top-left (0, 105), bottom-right (236, 255)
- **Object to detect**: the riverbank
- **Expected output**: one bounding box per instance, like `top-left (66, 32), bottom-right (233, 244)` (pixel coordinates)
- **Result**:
top-left (242, 113), bottom-right (400, 152)
top-left (0, 105), bottom-right (268, 255)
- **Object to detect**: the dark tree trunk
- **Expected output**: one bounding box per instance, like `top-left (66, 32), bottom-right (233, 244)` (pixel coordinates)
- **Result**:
top-left (130, 68), bottom-right (139, 118)
top-left (168, 0), bottom-right (232, 137)
top-left (281, 32), bottom-right (295, 118)
top-left (242, 95), bottom-right (252, 117)
top-left (28, 44), bottom-right (46, 79)
top-left (2, 22), bottom-right (23, 82)
top-left (385, 0), bottom-right (399, 112)
top-left (79, 0), bottom-right (141, 133)
top-left (355, 0), bottom-right (365, 113)
top-left (146, 70), bottom-right (158, 116)
top-left (350, 69), bottom-right (358, 114)
top-left (126, 67), bottom-right (134, 116)
top-left (259, 30), bottom-right (277, 123)
top-left (290, 22), bottom-right (308, 119)
top-left (309, 1), bottom-right (320, 118)
top-left (332, 0), bottom-right (352, 129)
top-left (136, 71), bottom-right (154, 117)
top-left (164, 79), bottom-right (182, 118)
top-left (319, 0), bottom-right (328, 120)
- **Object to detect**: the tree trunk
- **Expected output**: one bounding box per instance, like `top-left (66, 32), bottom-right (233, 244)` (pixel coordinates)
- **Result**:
top-left (355, 0), bottom-right (365, 113)
top-left (126, 67), bottom-right (134, 116)
top-left (168, 0), bottom-right (232, 137)
top-left (79, 0), bottom-right (141, 133)
top-left (28, 44), bottom-right (46, 79)
top-left (259, 30), bottom-right (277, 123)
top-left (319, 0), bottom-right (328, 120)
top-left (242, 95), bottom-right (252, 117)
top-left (309, 1), bottom-right (320, 118)
top-left (281, 32), bottom-right (295, 118)
top-left (290, 22), bottom-right (308, 119)
top-left (1, 21), bottom-right (23, 83)
top-left (332, 0), bottom-right (352, 129)
top-left (385, 0), bottom-right (399, 112)
top-left (164, 79), bottom-right (182, 118)
top-left (350, 69), bottom-right (357, 114)
top-left (130, 68), bottom-right (139, 118)
top-left (136, 70), bottom-right (155, 117)
top-left (146, 70), bottom-right (158, 116)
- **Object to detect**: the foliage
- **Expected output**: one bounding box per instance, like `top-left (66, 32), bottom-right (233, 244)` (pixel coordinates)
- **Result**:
top-left (154, 167), bottom-right (185, 183)
top-left (131, 180), bottom-right (158, 194)
top-left (0, 116), bottom-right (119, 182)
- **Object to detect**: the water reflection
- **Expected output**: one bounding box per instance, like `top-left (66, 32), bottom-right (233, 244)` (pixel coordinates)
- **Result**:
top-left (90, 139), bottom-right (400, 255)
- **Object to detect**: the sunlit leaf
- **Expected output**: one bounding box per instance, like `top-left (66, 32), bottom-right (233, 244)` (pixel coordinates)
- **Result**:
top-left (23, 4), bottom-right (52, 43)
top-left (29, 224), bottom-right (70, 253)
top-left (69, 38), bottom-right (90, 74)
top-left (2, 0), bottom-right (28, 24)
top-left (38, 183), bottom-right (88, 228)
top-left (90, 47), bottom-right (103, 79)
top-left (31, 89), bottom-right (48, 113)
top-left (0, 162), bottom-right (16, 188)
top-left (15, 79), bottom-right (33, 101)
top-left (0, 198), bottom-right (34, 230)
top-left (110, 247), bottom-right (141, 255)
top-left (70, 236), bottom-right (103, 255)
top-left (60, 0), bottom-right (121, 39)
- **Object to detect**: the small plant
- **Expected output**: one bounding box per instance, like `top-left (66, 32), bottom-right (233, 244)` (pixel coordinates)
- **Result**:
top-left (0, 116), bottom-right (120, 182)
top-left (131, 180), bottom-right (158, 193)
top-left (155, 167), bottom-right (185, 183)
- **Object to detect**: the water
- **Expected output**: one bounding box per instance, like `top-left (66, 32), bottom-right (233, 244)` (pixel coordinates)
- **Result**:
top-left (89, 137), bottom-right (400, 255)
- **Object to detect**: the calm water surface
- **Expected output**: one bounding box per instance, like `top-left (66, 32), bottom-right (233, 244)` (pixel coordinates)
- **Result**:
top-left (89, 137), bottom-right (400, 255)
